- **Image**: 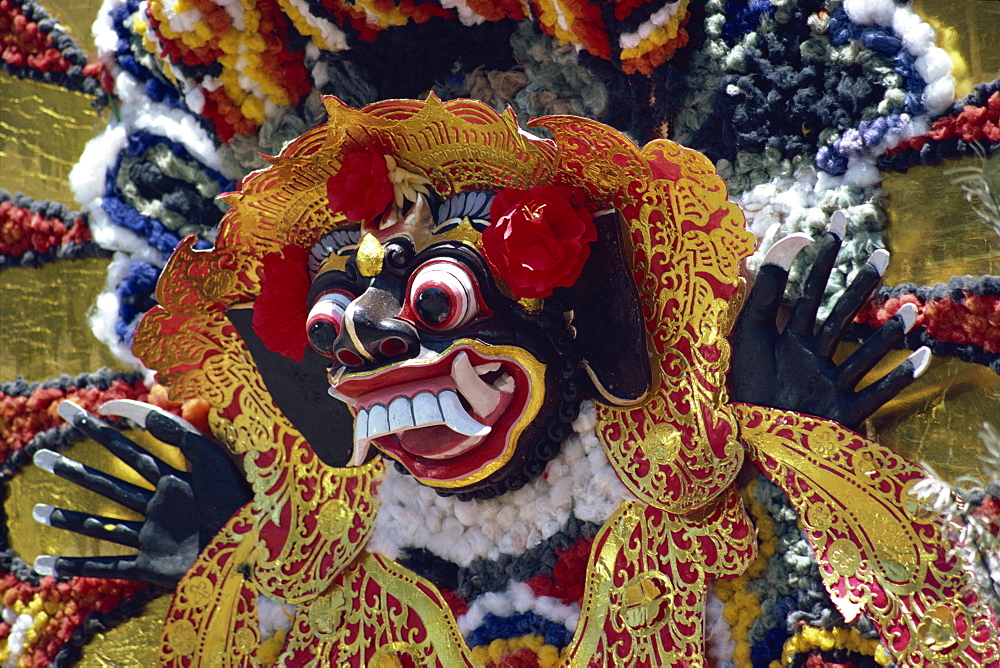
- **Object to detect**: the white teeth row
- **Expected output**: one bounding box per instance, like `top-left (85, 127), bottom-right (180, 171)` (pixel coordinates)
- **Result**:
top-left (350, 389), bottom-right (490, 466)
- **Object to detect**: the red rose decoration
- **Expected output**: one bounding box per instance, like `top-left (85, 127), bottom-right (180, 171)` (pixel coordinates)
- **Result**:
top-left (252, 245), bottom-right (311, 362)
top-left (326, 148), bottom-right (394, 223)
top-left (482, 185), bottom-right (598, 299)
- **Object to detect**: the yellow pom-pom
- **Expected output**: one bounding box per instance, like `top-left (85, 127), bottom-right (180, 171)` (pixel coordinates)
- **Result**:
top-left (258, 630), bottom-right (286, 666)
top-left (537, 644), bottom-right (560, 667)
top-left (488, 638), bottom-right (507, 662)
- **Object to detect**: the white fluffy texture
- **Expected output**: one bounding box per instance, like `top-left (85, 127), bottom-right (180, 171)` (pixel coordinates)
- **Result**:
top-left (257, 595), bottom-right (297, 642)
top-left (618, 1), bottom-right (683, 50)
top-left (2, 609), bottom-right (35, 668)
top-left (842, 0), bottom-right (896, 27)
top-left (922, 76), bottom-right (956, 116)
top-left (367, 401), bottom-right (633, 568)
top-left (843, 158), bottom-right (881, 188)
top-left (88, 253), bottom-right (147, 371)
top-left (70, 0), bottom-right (237, 370)
top-left (456, 581), bottom-right (581, 637)
top-left (894, 8), bottom-right (936, 57)
top-left (439, 0), bottom-right (487, 27)
top-left (92, 0), bottom-right (123, 64)
top-left (285, 0), bottom-right (349, 50)
top-left (704, 585), bottom-right (736, 666)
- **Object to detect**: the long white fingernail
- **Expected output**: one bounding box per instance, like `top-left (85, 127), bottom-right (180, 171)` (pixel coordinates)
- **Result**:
top-left (32, 504), bottom-right (54, 525)
top-left (867, 249), bottom-right (890, 276)
top-left (908, 347), bottom-right (931, 377)
top-left (828, 211), bottom-right (848, 240)
top-left (34, 555), bottom-right (57, 576)
top-left (896, 303), bottom-right (918, 334)
top-left (56, 401), bottom-right (85, 423)
top-left (33, 449), bottom-right (60, 473)
top-left (761, 233), bottom-right (813, 271)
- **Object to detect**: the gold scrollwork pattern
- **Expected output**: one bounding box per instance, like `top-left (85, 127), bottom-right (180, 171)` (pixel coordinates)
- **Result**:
top-left (534, 116), bottom-right (756, 514)
top-left (248, 453), bottom-right (382, 603)
top-left (564, 485), bottom-right (756, 666)
top-left (736, 404), bottom-right (1000, 666)
top-left (277, 553), bottom-right (476, 666)
top-left (159, 504), bottom-right (260, 667)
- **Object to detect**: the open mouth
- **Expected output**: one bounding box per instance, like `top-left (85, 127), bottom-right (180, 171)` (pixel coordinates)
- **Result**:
top-left (330, 343), bottom-right (538, 486)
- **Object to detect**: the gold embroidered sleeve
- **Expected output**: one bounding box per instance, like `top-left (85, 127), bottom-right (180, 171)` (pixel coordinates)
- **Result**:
top-left (735, 403), bottom-right (1000, 666)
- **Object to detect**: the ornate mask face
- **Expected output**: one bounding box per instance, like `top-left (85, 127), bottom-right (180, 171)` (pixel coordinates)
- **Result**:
top-left (300, 194), bottom-right (574, 496)
top-left (137, 96), bottom-right (752, 512)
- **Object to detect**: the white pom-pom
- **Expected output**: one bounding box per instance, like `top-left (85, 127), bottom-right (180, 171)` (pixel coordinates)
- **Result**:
top-left (922, 76), bottom-right (956, 115)
top-left (843, 159), bottom-right (882, 187)
top-left (844, 0), bottom-right (894, 26)
top-left (916, 47), bottom-right (953, 84)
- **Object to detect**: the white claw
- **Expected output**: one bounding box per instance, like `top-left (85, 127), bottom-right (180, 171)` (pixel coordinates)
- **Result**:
top-left (56, 400), bottom-right (86, 423)
top-left (829, 210), bottom-right (848, 240)
top-left (868, 248), bottom-right (890, 276)
top-left (33, 449), bottom-right (60, 474)
top-left (32, 504), bottom-right (54, 526)
top-left (908, 347), bottom-right (932, 378)
top-left (33, 555), bottom-right (58, 576)
top-left (99, 399), bottom-right (199, 433)
top-left (761, 233), bottom-right (813, 271)
top-left (437, 390), bottom-right (490, 437)
top-left (896, 303), bottom-right (918, 334)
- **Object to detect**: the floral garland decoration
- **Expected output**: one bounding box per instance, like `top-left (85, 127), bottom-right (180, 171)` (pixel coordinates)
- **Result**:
top-left (0, 192), bottom-right (103, 269)
top-left (851, 278), bottom-right (1000, 373)
top-left (0, 0), bottom-right (107, 100)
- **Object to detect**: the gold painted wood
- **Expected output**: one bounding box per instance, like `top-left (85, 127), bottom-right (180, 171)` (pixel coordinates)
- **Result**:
top-left (912, 0), bottom-right (1000, 98)
top-left (882, 152), bottom-right (1000, 288)
top-left (835, 344), bottom-right (1000, 485)
top-left (44, 0), bottom-right (105, 56)
top-left (77, 595), bottom-right (173, 668)
top-left (0, 257), bottom-right (124, 382)
top-left (0, 72), bottom-right (104, 206)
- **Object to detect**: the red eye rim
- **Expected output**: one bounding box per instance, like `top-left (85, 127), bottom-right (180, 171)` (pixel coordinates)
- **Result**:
top-left (306, 290), bottom-right (353, 356)
top-left (402, 259), bottom-right (490, 332)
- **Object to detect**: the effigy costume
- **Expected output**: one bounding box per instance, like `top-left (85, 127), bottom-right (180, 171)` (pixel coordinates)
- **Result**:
top-left (132, 96), bottom-right (998, 666)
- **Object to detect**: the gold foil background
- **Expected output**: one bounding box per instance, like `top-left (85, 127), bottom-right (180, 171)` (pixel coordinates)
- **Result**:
top-left (845, 347), bottom-right (1000, 484)
top-left (5, 429), bottom-right (188, 564)
top-left (77, 595), bottom-right (171, 668)
top-left (0, 72), bottom-right (103, 206)
top-left (0, 258), bottom-right (124, 381)
top-left (882, 152), bottom-right (1000, 287)
top-left (913, 0), bottom-right (1000, 98)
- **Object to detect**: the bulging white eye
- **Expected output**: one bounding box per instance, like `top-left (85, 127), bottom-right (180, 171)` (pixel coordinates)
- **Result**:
top-left (306, 290), bottom-right (353, 356)
top-left (407, 261), bottom-right (479, 331)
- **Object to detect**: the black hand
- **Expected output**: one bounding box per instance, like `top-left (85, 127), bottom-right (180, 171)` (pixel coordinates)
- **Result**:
top-left (729, 214), bottom-right (930, 430)
top-left (33, 400), bottom-right (251, 588)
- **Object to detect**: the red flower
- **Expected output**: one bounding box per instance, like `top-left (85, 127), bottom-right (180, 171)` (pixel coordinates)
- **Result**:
top-left (482, 185), bottom-right (597, 299)
top-left (252, 245), bottom-right (311, 362)
top-left (326, 148), bottom-right (394, 223)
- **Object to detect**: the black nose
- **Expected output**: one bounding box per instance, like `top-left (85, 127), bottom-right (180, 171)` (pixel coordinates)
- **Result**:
top-left (332, 287), bottom-right (419, 367)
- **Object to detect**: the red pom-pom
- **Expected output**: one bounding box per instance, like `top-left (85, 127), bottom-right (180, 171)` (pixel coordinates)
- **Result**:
top-left (482, 185), bottom-right (597, 300)
top-left (252, 245), bottom-right (311, 361)
top-left (326, 148), bottom-right (394, 223)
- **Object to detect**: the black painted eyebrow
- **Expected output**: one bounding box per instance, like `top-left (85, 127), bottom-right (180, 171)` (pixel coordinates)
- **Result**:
top-left (307, 267), bottom-right (358, 304)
